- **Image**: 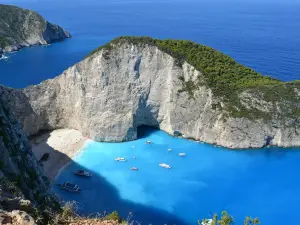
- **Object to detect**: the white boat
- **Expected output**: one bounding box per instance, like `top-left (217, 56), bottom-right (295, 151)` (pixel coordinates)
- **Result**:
top-left (131, 167), bottom-right (138, 171)
top-left (132, 146), bottom-right (135, 148)
top-left (57, 182), bottom-right (82, 193)
top-left (159, 163), bottom-right (171, 169)
top-left (0, 55), bottom-right (8, 60)
top-left (168, 148), bottom-right (172, 152)
top-left (178, 153), bottom-right (187, 157)
top-left (73, 170), bottom-right (92, 177)
top-left (133, 156), bottom-right (137, 159)
top-left (145, 140), bottom-right (152, 144)
top-left (115, 157), bottom-right (126, 162)
top-left (201, 219), bottom-right (213, 225)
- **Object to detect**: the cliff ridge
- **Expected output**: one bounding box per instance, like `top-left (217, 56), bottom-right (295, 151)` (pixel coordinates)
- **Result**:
top-left (7, 36), bottom-right (300, 149)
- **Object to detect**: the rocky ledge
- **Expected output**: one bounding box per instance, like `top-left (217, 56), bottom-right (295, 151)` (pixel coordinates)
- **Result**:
top-left (0, 4), bottom-right (70, 56)
top-left (3, 36), bottom-right (300, 149)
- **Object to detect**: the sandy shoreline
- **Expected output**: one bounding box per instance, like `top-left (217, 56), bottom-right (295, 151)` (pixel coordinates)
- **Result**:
top-left (31, 129), bottom-right (89, 181)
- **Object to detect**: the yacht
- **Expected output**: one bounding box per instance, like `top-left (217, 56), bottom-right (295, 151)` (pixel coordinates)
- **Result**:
top-left (131, 167), bottom-right (138, 171)
top-left (159, 163), bottom-right (171, 169)
top-left (178, 153), bottom-right (187, 157)
top-left (57, 182), bottom-right (82, 193)
top-left (115, 157), bottom-right (127, 162)
top-left (145, 140), bottom-right (152, 144)
top-left (73, 170), bottom-right (92, 177)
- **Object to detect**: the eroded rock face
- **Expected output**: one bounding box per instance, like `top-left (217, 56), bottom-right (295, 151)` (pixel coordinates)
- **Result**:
top-left (3, 42), bottom-right (294, 149)
top-left (0, 87), bottom-right (57, 209)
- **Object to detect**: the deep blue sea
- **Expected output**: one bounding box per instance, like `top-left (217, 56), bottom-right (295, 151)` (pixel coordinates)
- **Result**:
top-left (1, 0), bottom-right (300, 87)
top-left (1, 0), bottom-right (300, 224)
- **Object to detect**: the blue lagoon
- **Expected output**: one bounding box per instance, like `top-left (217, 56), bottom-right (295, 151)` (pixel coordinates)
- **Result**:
top-left (54, 127), bottom-right (300, 225)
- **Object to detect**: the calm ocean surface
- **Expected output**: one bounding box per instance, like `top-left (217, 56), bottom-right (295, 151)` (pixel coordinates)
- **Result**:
top-left (0, 0), bottom-right (300, 87)
top-left (1, 0), bottom-right (300, 224)
top-left (55, 127), bottom-right (300, 225)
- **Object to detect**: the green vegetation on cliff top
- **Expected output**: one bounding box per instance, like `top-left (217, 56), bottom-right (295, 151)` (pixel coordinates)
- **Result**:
top-left (87, 36), bottom-right (300, 120)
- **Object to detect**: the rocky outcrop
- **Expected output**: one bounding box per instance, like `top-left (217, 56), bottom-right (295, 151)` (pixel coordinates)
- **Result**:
top-left (3, 37), bottom-right (297, 149)
top-left (0, 4), bottom-right (70, 56)
top-left (0, 87), bottom-right (59, 224)
top-left (0, 210), bottom-right (37, 225)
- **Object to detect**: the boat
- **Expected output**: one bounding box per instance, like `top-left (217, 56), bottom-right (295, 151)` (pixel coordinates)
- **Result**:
top-left (73, 170), bottom-right (92, 177)
top-left (201, 219), bottom-right (213, 225)
top-left (178, 153), bottom-right (187, 157)
top-left (0, 55), bottom-right (8, 60)
top-left (159, 163), bottom-right (171, 169)
top-left (131, 167), bottom-right (138, 171)
top-left (57, 182), bottom-right (82, 193)
top-left (133, 156), bottom-right (137, 159)
top-left (132, 146), bottom-right (135, 148)
top-left (115, 157), bottom-right (127, 162)
top-left (168, 148), bottom-right (172, 152)
top-left (145, 140), bottom-right (152, 144)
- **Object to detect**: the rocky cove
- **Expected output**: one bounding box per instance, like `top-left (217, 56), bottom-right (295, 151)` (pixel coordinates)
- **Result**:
top-left (0, 4), bottom-right (300, 224)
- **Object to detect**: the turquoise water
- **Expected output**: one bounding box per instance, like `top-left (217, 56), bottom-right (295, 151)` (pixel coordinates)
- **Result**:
top-left (54, 127), bottom-right (300, 225)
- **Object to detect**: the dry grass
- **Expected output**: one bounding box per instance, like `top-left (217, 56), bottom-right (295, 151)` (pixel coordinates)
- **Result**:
top-left (47, 201), bottom-right (140, 225)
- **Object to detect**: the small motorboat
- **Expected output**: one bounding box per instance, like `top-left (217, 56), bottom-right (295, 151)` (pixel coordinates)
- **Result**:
top-left (145, 140), bottom-right (152, 144)
top-left (115, 157), bottom-right (127, 162)
top-left (131, 167), bottom-right (138, 171)
top-left (133, 156), bottom-right (137, 159)
top-left (168, 148), bottom-right (172, 152)
top-left (178, 153), bottom-right (187, 157)
top-left (159, 163), bottom-right (171, 169)
top-left (57, 182), bottom-right (82, 193)
top-left (73, 170), bottom-right (92, 177)
top-left (132, 146), bottom-right (135, 148)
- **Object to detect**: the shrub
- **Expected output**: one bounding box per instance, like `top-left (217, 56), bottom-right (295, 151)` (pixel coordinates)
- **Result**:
top-left (105, 210), bottom-right (122, 222)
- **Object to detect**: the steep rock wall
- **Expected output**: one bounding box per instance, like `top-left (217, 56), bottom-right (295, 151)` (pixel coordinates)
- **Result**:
top-left (0, 86), bottom-right (54, 203)
top-left (4, 41), bottom-right (299, 149)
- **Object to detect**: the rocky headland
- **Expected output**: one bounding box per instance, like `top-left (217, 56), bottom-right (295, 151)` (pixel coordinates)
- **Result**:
top-left (0, 4), bottom-right (70, 57)
top-left (2, 36), bottom-right (298, 149)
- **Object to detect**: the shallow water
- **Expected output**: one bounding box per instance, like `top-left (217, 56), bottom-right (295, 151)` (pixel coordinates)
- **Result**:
top-left (54, 127), bottom-right (300, 225)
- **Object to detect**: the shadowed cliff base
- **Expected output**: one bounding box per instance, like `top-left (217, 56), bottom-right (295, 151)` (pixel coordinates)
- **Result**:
top-left (28, 127), bottom-right (188, 224)
top-left (30, 129), bottom-right (87, 180)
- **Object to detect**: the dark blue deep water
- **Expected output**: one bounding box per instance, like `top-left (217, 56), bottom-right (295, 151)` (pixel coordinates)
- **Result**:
top-left (1, 0), bottom-right (300, 224)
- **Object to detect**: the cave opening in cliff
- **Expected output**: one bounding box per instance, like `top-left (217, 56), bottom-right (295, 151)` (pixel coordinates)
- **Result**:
top-left (137, 125), bottom-right (159, 139)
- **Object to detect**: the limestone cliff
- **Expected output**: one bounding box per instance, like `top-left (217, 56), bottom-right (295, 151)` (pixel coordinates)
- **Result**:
top-left (0, 86), bottom-right (59, 224)
top-left (0, 4), bottom-right (70, 55)
top-left (9, 37), bottom-right (300, 149)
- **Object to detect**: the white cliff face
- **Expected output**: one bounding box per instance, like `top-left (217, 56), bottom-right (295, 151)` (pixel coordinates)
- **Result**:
top-left (9, 42), bottom-right (300, 149)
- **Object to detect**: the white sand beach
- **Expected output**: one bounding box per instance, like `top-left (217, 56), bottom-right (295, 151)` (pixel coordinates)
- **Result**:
top-left (31, 129), bottom-right (89, 180)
